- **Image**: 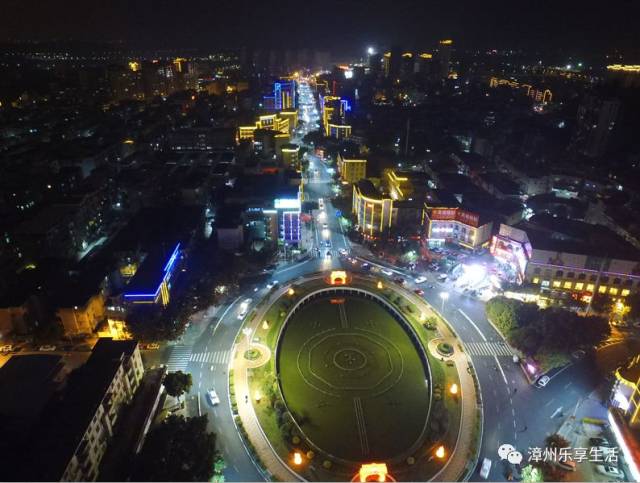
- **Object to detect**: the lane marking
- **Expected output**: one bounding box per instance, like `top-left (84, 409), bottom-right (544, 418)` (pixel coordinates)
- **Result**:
top-left (458, 309), bottom-right (487, 342)
top-left (494, 355), bottom-right (509, 385)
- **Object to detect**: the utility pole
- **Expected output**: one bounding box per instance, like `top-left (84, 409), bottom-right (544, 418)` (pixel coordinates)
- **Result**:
top-left (586, 254), bottom-right (608, 315)
top-left (404, 117), bottom-right (411, 156)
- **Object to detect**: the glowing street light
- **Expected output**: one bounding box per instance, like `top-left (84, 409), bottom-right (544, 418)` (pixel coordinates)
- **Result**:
top-left (254, 390), bottom-right (262, 402)
top-left (435, 445), bottom-right (446, 459)
top-left (449, 383), bottom-right (459, 395)
top-left (367, 47), bottom-right (376, 56)
top-left (293, 452), bottom-right (303, 465)
top-left (288, 287), bottom-right (295, 296)
top-left (439, 291), bottom-right (449, 312)
top-left (262, 320), bottom-right (270, 330)
top-left (377, 280), bottom-right (383, 289)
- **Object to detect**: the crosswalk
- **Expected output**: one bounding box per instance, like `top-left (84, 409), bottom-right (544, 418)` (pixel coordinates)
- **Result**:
top-left (190, 350), bottom-right (230, 365)
top-left (465, 341), bottom-right (514, 357)
top-left (166, 345), bottom-right (193, 372)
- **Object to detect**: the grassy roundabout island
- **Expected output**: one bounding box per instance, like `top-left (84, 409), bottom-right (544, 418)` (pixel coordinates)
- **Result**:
top-left (278, 293), bottom-right (430, 462)
top-left (236, 274), bottom-right (466, 481)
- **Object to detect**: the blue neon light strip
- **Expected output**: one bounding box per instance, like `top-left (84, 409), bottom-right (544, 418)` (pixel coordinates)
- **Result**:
top-left (124, 243), bottom-right (181, 300)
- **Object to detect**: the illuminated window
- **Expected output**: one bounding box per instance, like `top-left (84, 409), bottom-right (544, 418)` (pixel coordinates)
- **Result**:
top-left (541, 280), bottom-right (550, 287)
top-left (552, 280), bottom-right (561, 288)
top-left (610, 287), bottom-right (619, 295)
top-left (622, 289), bottom-right (630, 297)
top-left (598, 285), bottom-right (607, 294)
top-left (586, 284), bottom-right (595, 292)
top-left (575, 282), bottom-right (584, 291)
top-left (563, 281), bottom-right (572, 289)
top-left (532, 277), bottom-right (540, 284)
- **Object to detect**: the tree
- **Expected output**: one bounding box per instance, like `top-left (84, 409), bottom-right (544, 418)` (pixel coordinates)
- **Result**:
top-left (625, 292), bottom-right (640, 321)
top-left (485, 297), bottom-right (522, 336)
top-left (133, 415), bottom-right (217, 482)
top-left (164, 371), bottom-right (193, 401)
top-left (536, 350), bottom-right (571, 372)
top-left (545, 433), bottom-right (570, 449)
top-left (521, 464), bottom-right (543, 483)
top-left (589, 293), bottom-right (612, 314)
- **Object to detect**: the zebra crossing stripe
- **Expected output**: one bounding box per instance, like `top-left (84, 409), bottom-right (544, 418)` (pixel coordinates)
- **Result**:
top-left (465, 342), bottom-right (513, 357)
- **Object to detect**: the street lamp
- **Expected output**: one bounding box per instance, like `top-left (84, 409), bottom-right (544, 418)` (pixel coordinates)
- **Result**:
top-left (449, 383), bottom-right (459, 395)
top-left (435, 445), bottom-right (446, 459)
top-left (439, 291), bottom-right (449, 312)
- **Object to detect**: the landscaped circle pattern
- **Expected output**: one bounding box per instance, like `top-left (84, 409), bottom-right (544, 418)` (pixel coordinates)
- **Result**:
top-left (277, 290), bottom-right (431, 462)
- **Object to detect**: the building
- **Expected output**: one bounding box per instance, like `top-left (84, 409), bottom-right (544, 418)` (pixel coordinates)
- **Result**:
top-left (572, 95), bottom-right (621, 158)
top-left (12, 339), bottom-right (144, 481)
top-left (238, 113), bottom-right (291, 142)
top-left (437, 40), bottom-right (453, 80)
top-left (424, 207), bottom-right (493, 249)
top-left (383, 169), bottom-right (429, 202)
top-left (319, 94), bottom-right (351, 139)
top-left (609, 355), bottom-right (640, 482)
top-left (263, 80), bottom-right (297, 111)
top-left (337, 154), bottom-right (366, 184)
top-left (352, 180), bottom-right (395, 238)
top-left (57, 292), bottom-right (106, 336)
top-left (493, 215), bottom-right (640, 297)
top-left (123, 242), bottom-right (181, 306)
top-left (274, 197), bottom-right (301, 244)
top-left (281, 143), bottom-right (301, 170)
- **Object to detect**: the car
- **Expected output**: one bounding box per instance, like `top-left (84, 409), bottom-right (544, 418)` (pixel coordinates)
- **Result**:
top-left (144, 343), bottom-right (160, 350)
top-left (207, 389), bottom-right (220, 406)
top-left (479, 458), bottom-right (492, 479)
top-left (266, 280), bottom-right (279, 289)
top-left (535, 375), bottom-right (550, 388)
top-left (589, 437), bottom-right (612, 447)
top-left (361, 263), bottom-right (371, 271)
top-left (38, 345), bottom-right (56, 352)
top-left (338, 248), bottom-right (348, 256)
top-left (414, 276), bottom-right (427, 284)
top-left (237, 298), bottom-right (252, 320)
top-left (381, 268), bottom-right (393, 276)
top-left (595, 465), bottom-right (624, 479)
top-left (393, 277), bottom-right (406, 286)
top-left (322, 223), bottom-right (328, 229)
top-left (437, 274), bottom-right (448, 281)
top-left (414, 289), bottom-right (424, 296)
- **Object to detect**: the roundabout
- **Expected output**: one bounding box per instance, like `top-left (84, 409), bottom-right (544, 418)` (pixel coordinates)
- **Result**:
top-left (232, 272), bottom-right (471, 481)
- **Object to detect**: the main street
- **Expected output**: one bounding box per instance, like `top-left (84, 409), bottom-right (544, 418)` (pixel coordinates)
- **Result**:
top-left (160, 79), bottom-right (607, 482)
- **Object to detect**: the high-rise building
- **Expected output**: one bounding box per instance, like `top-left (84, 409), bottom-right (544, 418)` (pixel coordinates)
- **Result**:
top-left (572, 95), bottom-right (621, 158)
top-left (437, 39), bottom-right (453, 80)
top-left (263, 80), bottom-right (297, 110)
top-left (337, 154), bottom-right (367, 183)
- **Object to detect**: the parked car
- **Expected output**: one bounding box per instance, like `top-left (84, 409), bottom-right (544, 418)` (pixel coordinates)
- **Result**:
top-left (414, 276), bottom-right (427, 284)
top-left (393, 277), bottom-right (406, 286)
top-left (595, 465), bottom-right (624, 479)
top-left (381, 268), bottom-right (393, 276)
top-left (207, 389), bottom-right (220, 406)
top-left (479, 458), bottom-right (492, 479)
top-left (535, 375), bottom-right (550, 388)
top-left (38, 345), bottom-right (56, 352)
top-left (414, 289), bottom-right (424, 296)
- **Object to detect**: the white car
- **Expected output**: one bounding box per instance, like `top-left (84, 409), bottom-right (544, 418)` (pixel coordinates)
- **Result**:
top-left (595, 465), bottom-right (624, 479)
top-left (381, 268), bottom-right (393, 276)
top-left (237, 298), bottom-right (252, 320)
top-left (207, 389), bottom-right (220, 406)
top-left (480, 458), bottom-right (492, 479)
top-left (266, 280), bottom-right (279, 289)
top-left (338, 248), bottom-right (348, 256)
top-left (535, 375), bottom-right (550, 388)
top-left (414, 276), bottom-right (427, 284)
top-left (38, 345), bottom-right (56, 352)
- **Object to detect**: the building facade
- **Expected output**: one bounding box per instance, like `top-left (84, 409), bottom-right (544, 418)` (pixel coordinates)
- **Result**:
top-left (352, 180), bottom-right (395, 238)
top-left (337, 154), bottom-right (367, 184)
top-left (424, 207), bottom-right (493, 249)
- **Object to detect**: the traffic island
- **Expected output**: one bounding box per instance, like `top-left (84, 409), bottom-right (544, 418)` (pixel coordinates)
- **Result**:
top-left (232, 272), bottom-right (467, 481)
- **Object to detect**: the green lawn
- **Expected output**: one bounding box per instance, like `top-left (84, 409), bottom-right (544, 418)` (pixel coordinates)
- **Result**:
top-left (277, 294), bottom-right (430, 462)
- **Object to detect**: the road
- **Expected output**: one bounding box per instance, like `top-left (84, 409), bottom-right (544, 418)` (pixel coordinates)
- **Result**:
top-left (158, 78), bottom-right (608, 482)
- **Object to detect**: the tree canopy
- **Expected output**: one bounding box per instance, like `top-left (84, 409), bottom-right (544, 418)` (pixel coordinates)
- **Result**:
top-left (163, 371), bottom-right (193, 400)
top-left (133, 415), bottom-right (217, 482)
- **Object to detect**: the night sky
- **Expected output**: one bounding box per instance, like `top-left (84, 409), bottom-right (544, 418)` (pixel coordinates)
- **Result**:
top-left (1, 0), bottom-right (639, 53)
